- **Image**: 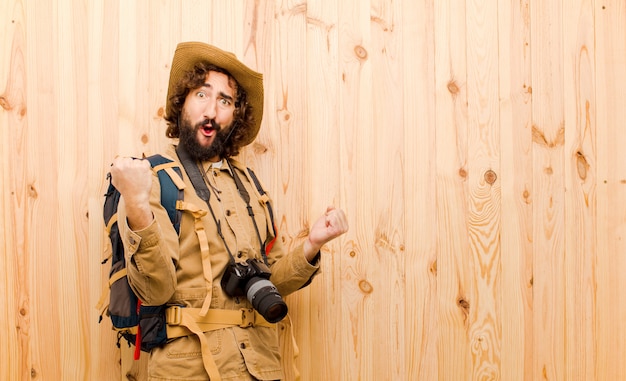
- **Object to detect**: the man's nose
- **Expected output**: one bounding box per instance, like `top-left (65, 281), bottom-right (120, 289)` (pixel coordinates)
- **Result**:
top-left (203, 98), bottom-right (217, 119)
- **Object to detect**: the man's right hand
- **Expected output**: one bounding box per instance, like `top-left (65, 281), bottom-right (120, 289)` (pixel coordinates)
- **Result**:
top-left (110, 156), bottom-right (154, 231)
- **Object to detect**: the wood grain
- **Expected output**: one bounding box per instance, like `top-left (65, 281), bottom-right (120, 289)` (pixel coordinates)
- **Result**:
top-left (1, 1), bottom-right (28, 380)
top-left (434, 0), bottom-right (472, 380)
top-left (466, 0), bottom-right (502, 378)
top-left (401, 0), bottom-right (438, 380)
top-left (531, 0), bottom-right (567, 379)
top-left (1, 0), bottom-right (626, 380)
top-left (563, 1), bottom-right (597, 379)
top-left (595, 1), bottom-right (626, 380)
top-left (302, 0), bottom-right (342, 380)
top-left (498, 0), bottom-right (533, 380)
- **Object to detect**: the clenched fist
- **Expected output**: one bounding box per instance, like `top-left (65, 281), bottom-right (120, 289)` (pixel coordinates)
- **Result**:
top-left (303, 206), bottom-right (349, 262)
top-left (109, 156), bottom-right (154, 231)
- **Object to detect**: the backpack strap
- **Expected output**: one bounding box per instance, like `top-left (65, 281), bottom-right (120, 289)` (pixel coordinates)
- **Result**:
top-left (146, 154), bottom-right (185, 234)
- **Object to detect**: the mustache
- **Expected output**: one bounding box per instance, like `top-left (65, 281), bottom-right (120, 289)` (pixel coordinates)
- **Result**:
top-left (197, 119), bottom-right (222, 131)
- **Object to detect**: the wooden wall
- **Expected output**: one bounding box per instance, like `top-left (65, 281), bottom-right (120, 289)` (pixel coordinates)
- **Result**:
top-left (1, 0), bottom-right (625, 380)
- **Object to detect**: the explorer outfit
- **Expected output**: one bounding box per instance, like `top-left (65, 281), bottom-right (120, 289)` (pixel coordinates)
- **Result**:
top-left (118, 144), bottom-right (320, 380)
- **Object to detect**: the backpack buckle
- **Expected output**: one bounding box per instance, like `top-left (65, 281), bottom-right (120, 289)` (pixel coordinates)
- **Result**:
top-left (166, 306), bottom-right (183, 325)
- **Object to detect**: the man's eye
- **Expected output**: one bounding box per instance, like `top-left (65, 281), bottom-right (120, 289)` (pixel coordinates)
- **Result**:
top-left (196, 91), bottom-right (206, 98)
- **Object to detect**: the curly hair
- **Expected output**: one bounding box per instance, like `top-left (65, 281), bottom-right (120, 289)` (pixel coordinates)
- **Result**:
top-left (164, 62), bottom-right (255, 158)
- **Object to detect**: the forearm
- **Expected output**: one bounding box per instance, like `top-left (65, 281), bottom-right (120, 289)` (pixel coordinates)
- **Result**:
top-left (124, 196), bottom-right (154, 231)
top-left (303, 236), bottom-right (323, 263)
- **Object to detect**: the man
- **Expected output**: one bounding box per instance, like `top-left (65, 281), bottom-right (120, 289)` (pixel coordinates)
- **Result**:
top-left (110, 42), bottom-right (348, 380)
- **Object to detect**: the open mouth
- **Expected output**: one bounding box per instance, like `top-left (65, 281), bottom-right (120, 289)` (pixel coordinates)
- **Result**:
top-left (201, 124), bottom-right (214, 134)
top-left (199, 120), bottom-right (219, 136)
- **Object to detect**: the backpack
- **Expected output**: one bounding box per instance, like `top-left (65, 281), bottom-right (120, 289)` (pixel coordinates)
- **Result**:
top-left (97, 153), bottom-right (277, 358)
top-left (97, 154), bottom-right (184, 357)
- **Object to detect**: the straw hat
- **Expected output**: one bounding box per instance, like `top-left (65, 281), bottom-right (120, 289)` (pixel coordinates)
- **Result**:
top-left (166, 42), bottom-right (264, 146)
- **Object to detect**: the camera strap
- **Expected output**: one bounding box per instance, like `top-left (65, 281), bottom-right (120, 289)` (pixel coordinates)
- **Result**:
top-left (226, 160), bottom-right (268, 265)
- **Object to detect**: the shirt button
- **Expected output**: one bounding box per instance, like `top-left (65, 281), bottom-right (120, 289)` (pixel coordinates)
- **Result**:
top-left (129, 237), bottom-right (136, 245)
top-left (225, 209), bottom-right (231, 216)
top-left (240, 343), bottom-right (246, 349)
top-left (237, 252), bottom-right (243, 258)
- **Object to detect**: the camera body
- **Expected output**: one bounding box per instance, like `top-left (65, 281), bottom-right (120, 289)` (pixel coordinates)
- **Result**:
top-left (221, 258), bottom-right (288, 323)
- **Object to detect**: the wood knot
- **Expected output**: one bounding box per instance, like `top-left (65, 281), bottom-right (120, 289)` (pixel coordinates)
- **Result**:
top-left (430, 260), bottom-right (437, 275)
top-left (141, 134), bottom-right (149, 144)
top-left (0, 95), bottom-right (12, 110)
top-left (354, 45), bottom-right (368, 60)
top-left (277, 108), bottom-right (291, 122)
top-left (252, 142), bottom-right (268, 155)
top-left (28, 184), bottom-right (38, 199)
top-left (458, 298), bottom-right (470, 311)
top-left (576, 151), bottom-right (588, 180)
top-left (459, 168), bottom-right (467, 178)
top-left (156, 106), bottom-right (165, 118)
top-left (484, 170), bottom-right (497, 185)
top-left (447, 80), bottom-right (460, 95)
top-left (358, 279), bottom-right (373, 294)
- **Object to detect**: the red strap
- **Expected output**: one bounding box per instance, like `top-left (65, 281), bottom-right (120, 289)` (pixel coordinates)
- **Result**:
top-left (265, 225), bottom-right (277, 255)
top-left (134, 300), bottom-right (142, 360)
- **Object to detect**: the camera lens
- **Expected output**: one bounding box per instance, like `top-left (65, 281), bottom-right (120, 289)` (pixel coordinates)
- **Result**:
top-left (245, 278), bottom-right (288, 323)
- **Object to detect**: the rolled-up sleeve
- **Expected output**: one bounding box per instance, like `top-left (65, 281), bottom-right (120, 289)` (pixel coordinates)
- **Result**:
top-left (268, 241), bottom-right (321, 296)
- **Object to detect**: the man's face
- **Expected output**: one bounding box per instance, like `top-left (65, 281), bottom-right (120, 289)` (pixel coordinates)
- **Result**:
top-left (179, 71), bottom-right (236, 162)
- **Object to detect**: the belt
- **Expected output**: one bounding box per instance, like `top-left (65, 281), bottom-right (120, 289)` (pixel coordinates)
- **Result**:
top-left (163, 306), bottom-right (276, 381)
top-left (165, 306), bottom-right (274, 337)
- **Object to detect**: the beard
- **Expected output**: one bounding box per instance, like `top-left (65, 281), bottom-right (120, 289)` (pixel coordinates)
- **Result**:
top-left (178, 116), bottom-right (231, 162)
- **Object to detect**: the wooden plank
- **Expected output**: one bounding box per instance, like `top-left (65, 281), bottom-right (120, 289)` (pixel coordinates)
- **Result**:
top-left (0, 1), bottom-right (27, 380)
top-left (24, 0), bottom-right (63, 379)
top-left (530, 0), bottom-right (567, 379)
top-left (210, 1), bottom-right (245, 55)
top-left (117, 0), bottom-right (145, 156)
top-left (87, 1), bottom-right (124, 379)
top-left (466, 0), bottom-right (502, 378)
top-left (497, 0), bottom-right (533, 380)
top-left (335, 0), bottom-right (379, 378)
top-left (269, 1), bottom-right (312, 379)
top-left (240, 0), bottom-right (277, 175)
top-left (147, 0), bottom-right (182, 154)
top-left (180, 0), bottom-right (210, 41)
top-left (301, 0), bottom-right (342, 380)
top-left (55, 0), bottom-right (91, 378)
top-left (562, 1), bottom-right (597, 380)
top-left (367, 0), bottom-right (407, 379)
top-left (433, 0), bottom-right (471, 379)
top-left (401, 0), bottom-right (438, 380)
top-left (594, 1), bottom-right (626, 379)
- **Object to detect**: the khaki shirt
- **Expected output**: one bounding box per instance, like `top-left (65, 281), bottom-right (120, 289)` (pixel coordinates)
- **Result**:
top-left (119, 144), bottom-right (320, 380)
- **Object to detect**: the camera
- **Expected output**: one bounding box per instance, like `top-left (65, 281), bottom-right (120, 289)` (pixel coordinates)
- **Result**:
top-left (221, 258), bottom-right (288, 323)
